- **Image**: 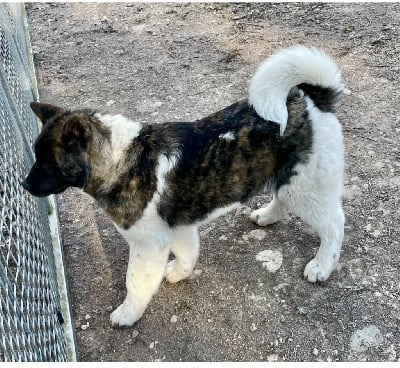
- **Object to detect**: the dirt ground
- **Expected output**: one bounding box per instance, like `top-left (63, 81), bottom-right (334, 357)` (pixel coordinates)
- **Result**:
top-left (26, 3), bottom-right (399, 362)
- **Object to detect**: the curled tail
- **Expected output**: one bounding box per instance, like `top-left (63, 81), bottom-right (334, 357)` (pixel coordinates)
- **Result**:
top-left (249, 45), bottom-right (343, 135)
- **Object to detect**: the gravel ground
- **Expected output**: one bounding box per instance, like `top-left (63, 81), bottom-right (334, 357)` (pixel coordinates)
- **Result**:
top-left (26, 3), bottom-right (399, 362)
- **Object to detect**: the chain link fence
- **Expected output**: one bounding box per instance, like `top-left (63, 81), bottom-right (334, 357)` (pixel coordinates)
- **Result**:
top-left (0, 4), bottom-right (75, 362)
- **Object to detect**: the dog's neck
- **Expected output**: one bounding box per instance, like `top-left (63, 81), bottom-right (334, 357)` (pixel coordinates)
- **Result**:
top-left (82, 114), bottom-right (158, 228)
top-left (83, 113), bottom-right (142, 193)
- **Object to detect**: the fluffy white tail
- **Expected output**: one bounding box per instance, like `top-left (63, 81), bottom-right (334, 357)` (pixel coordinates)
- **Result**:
top-left (249, 45), bottom-right (342, 135)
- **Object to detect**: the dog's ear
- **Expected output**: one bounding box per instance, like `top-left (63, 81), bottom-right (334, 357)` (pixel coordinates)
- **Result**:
top-left (30, 102), bottom-right (65, 124)
top-left (62, 118), bottom-right (91, 151)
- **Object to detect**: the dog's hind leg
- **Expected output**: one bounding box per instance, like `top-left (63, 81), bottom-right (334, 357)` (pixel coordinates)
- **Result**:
top-left (165, 225), bottom-right (200, 283)
top-left (281, 187), bottom-right (344, 283)
top-left (300, 200), bottom-right (344, 282)
top-left (249, 193), bottom-right (288, 226)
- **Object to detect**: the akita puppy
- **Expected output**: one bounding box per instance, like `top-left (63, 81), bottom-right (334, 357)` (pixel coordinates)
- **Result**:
top-left (23, 46), bottom-right (345, 327)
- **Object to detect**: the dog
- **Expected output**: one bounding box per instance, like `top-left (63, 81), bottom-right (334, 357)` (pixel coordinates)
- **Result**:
top-left (22, 45), bottom-right (345, 327)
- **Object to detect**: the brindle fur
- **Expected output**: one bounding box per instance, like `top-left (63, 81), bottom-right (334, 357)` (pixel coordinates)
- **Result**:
top-left (26, 89), bottom-right (312, 230)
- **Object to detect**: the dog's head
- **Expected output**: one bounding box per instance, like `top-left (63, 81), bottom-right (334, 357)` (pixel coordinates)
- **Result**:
top-left (22, 102), bottom-right (92, 197)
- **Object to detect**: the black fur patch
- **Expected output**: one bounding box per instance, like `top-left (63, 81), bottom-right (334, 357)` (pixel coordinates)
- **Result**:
top-left (157, 91), bottom-right (312, 227)
top-left (297, 83), bottom-right (342, 113)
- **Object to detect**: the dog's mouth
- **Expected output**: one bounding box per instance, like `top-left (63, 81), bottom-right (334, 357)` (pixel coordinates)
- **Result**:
top-left (21, 178), bottom-right (66, 197)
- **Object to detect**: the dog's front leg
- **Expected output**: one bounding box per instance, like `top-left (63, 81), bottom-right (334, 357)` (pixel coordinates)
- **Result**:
top-left (110, 220), bottom-right (173, 327)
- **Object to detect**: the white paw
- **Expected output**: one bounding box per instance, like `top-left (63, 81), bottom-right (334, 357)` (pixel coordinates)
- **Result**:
top-left (110, 299), bottom-right (143, 327)
top-left (304, 257), bottom-right (335, 283)
top-left (249, 207), bottom-right (279, 226)
top-left (164, 260), bottom-right (191, 283)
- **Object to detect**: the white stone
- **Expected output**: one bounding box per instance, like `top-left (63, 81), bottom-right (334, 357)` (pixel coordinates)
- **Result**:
top-left (350, 325), bottom-right (384, 353)
top-left (243, 229), bottom-right (268, 241)
top-left (372, 230), bottom-right (381, 237)
top-left (150, 341), bottom-right (158, 349)
top-left (131, 330), bottom-right (139, 339)
top-left (267, 354), bottom-right (279, 362)
top-left (256, 249), bottom-right (283, 273)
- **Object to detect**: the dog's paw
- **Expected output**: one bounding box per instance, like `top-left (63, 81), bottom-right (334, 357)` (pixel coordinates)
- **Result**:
top-left (164, 260), bottom-right (191, 283)
top-left (304, 257), bottom-right (335, 283)
top-left (249, 207), bottom-right (279, 226)
top-left (110, 299), bottom-right (143, 327)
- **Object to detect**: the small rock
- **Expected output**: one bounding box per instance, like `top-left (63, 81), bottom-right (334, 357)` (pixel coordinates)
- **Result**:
top-left (243, 229), bottom-right (267, 241)
top-left (350, 325), bottom-right (384, 353)
top-left (297, 306), bottom-right (312, 315)
top-left (250, 323), bottom-right (257, 332)
top-left (312, 348), bottom-right (319, 356)
top-left (170, 315), bottom-right (178, 323)
top-left (256, 249), bottom-right (283, 273)
top-left (218, 235), bottom-right (228, 241)
top-left (189, 269), bottom-right (203, 279)
top-left (150, 341), bottom-right (158, 349)
top-left (267, 354), bottom-right (279, 362)
top-left (343, 184), bottom-right (362, 200)
top-left (106, 99), bottom-right (115, 106)
top-left (80, 322), bottom-right (89, 330)
top-left (85, 314), bottom-right (91, 320)
top-left (199, 223), bottom-right (215, 236)
top-left (131, 330), bottom-right (139, 339)
top-left (372, 230), bottom-right (381, 237)
top-left (343, 87), bottom-right (351, 95)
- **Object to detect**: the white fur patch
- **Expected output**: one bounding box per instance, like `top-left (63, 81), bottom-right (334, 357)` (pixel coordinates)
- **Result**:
top-left (155, 153), bottom-right (179, 199)
top-left (219, 131), bottom-right (235, 141)
top-left (95, 113), bottom-right (142, 162)
top-left (249, 45), bottom-right (342, 135)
